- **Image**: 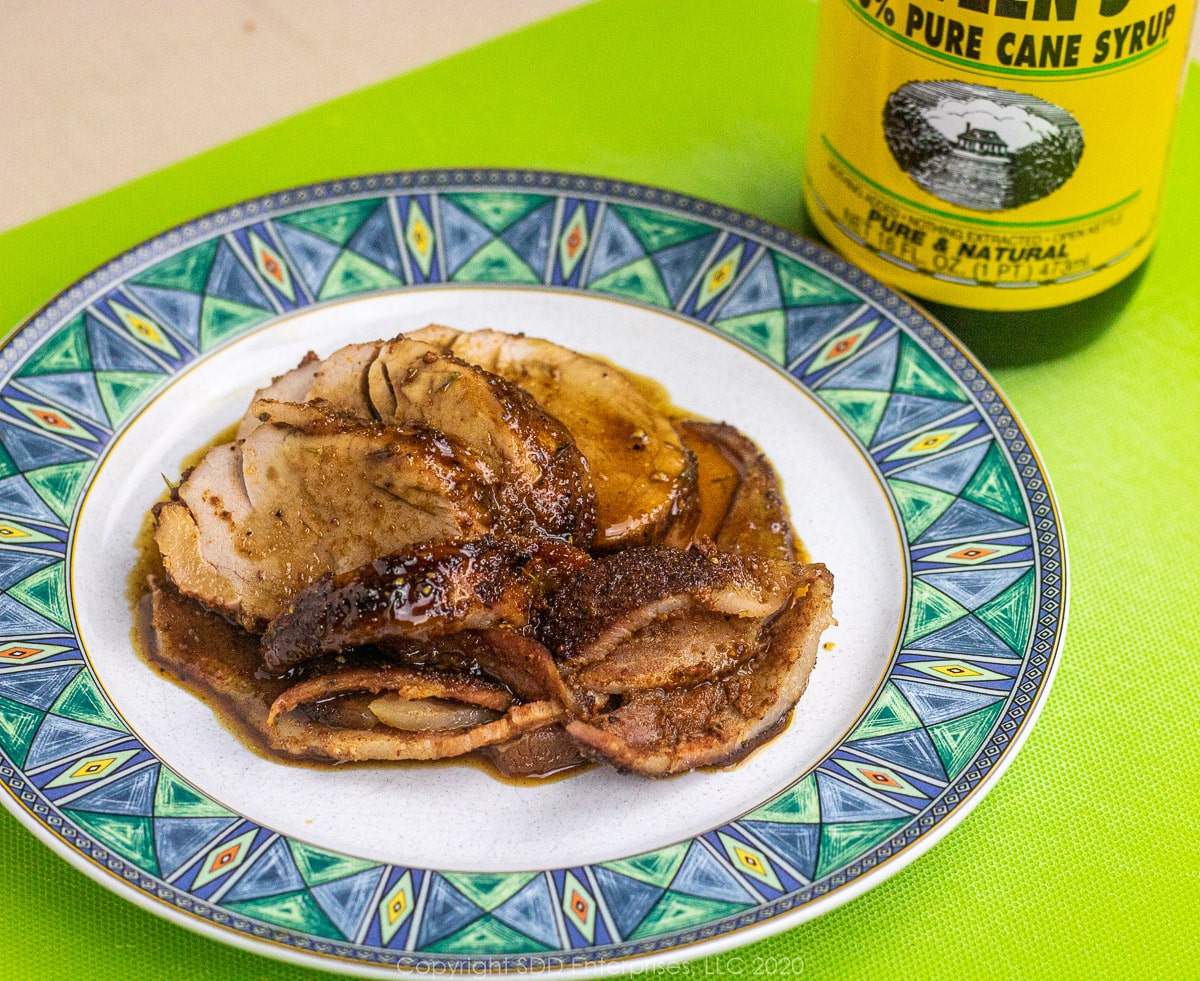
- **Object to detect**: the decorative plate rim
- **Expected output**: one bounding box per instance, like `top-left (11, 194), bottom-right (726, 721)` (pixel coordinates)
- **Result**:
top-left (0, 168), bottom-right (1067, 977)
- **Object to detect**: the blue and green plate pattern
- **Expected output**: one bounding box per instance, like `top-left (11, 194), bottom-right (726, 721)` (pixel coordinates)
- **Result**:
top-left (0, 170), bottom-right (1065, 975)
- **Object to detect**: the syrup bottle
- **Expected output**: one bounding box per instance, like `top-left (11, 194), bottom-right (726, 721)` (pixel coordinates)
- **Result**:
top-left (803, 0), bottom-right (1197, 365)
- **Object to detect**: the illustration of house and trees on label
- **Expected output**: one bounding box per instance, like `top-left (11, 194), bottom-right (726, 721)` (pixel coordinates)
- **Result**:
top-left (883, 80), bottom-right (1084, 211)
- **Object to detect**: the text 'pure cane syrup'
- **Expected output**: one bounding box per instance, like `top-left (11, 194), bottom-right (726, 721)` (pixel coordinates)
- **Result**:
top-left (803, 0), bottom-right (1197, 365)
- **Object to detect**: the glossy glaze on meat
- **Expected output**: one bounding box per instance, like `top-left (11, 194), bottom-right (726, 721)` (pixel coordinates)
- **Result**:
top-left (368, 337), bottom-right (597, 543)
top-left (158, 334), bottom-right (598, 630)
top-left (262, 535), bottom-right (589, 672)
top-left (156, 420), bottom-right (500, 630)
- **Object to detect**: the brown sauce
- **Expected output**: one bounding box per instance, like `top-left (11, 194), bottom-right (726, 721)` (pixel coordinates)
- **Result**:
top-left (129, 358), bottom-right (808, 783)
top-left (614, 358), bottom-right (809, 563)
top-left (680, 429), bottom-right (740, 543)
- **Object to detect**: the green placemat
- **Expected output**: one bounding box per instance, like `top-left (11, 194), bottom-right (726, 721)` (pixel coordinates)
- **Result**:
top-left (2, 1), bottom-right (1198, 978)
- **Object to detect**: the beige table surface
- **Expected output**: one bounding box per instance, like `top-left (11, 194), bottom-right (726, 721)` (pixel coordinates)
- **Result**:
top-left (1, 0), bottom-right (591, 232)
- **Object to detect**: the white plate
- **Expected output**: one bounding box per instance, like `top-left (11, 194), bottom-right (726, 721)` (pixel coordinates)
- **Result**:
top-left (0, 170), bottom-right (1066, 976)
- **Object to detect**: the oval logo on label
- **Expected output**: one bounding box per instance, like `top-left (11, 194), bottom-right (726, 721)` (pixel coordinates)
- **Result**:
top-left (883, 79), bottom-right (1084, 212)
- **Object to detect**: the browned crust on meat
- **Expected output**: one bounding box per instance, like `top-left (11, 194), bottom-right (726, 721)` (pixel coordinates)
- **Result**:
top-left (261, 536), bottom-right (590, 672)
top-left (569, 612), bottom-right (761, 693)
top-left (539, 545), bottom-right (799, 667)
top-left (449, 629), bottom-right (578, 709)
top-left (564, 564), bottom-right (834, 777)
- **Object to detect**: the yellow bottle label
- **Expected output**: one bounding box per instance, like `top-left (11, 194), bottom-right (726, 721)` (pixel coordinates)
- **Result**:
top-left (804, 0), bottom-right (1196, 310)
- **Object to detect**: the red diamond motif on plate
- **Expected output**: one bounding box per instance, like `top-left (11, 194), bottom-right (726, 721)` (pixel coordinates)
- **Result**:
top-left (863, 769), bottom-right (901, 788)
top-left (829, 333), bottom-right (861, 358)
top-left (33, 409), bottom-right (71, 431)
top-left (210, 843), bottom-right (241, 872)
top-left (949, 547), bottom-right (995, 561)
top-left (261, 251), bottom-right (283, 283)
top-left (566, 226), bottom-right (583, 258)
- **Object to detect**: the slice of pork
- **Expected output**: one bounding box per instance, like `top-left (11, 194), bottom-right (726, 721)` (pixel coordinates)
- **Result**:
top-left (367, 337), bottom-right (596, 542)
top-left (236, 343), bottom-right (380, 441)
top-left (156, 415), bottom-right (500, 631)
top-left (538, 545), bottom-right (803, 673)
top-left (147, 577), bottom-right (565, 764)
top-left (237, 335), bottom-right (597, 544)
top-left (481, 725), bottom-right (588, 778)
top-left (408, 326), bottom-right (699, 550)
top-left (261, 535), bottom-right (590, 672)
top-left (570, 613), bottom-right (762, 694)
top-left (679, 420), bottom-right (795, 561)
top-left (564, 563), bottom-right (835, 777)
top-left (376, 627), bottom-right (577, 708)
top-left (266, 665), bottom-right (513, 724)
